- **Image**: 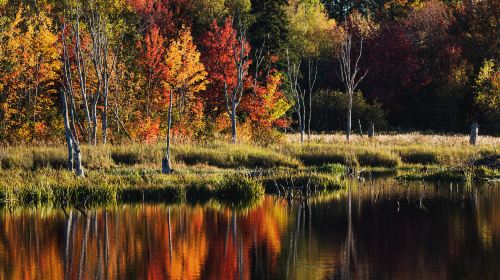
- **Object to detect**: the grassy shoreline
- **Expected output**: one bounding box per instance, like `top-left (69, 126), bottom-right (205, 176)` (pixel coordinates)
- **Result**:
top-left (1, 134), bottom-right (499, 206)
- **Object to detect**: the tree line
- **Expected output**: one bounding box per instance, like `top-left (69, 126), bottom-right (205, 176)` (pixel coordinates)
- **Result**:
top-left (0, 0), bottom-right (498, 146)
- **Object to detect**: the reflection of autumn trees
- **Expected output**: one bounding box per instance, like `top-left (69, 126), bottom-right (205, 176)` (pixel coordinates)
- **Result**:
top-left (0, 198), bottom-right (290, 280)
top-left (1, 184), bottom-right (500, 280)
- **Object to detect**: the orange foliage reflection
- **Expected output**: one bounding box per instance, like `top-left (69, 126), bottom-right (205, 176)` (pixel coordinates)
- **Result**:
top-left (0, 197), bottom-right (289, 280)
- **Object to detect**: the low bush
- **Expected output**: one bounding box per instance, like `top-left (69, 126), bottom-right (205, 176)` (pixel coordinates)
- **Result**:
top-left (316, 163), bottom-right (347, 175)
top-left (356, 150), bottom-right (400, 168)
top-left (215, 174), bottom-right (264, 202)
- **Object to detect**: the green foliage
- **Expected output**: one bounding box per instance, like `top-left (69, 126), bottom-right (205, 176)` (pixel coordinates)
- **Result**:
top-left (474, 59), bottom-right (500, 133)
top-left (286, 0), bottom-right (338, 59)
top-left (316, 163), bottom-right (346, 175)
top-left (249, 0), bottom-right (288, 66)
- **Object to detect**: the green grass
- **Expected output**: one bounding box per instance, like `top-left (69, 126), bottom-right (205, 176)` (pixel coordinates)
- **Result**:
top-left (214, 174), bottom-right (264, 202)
top-left (0, 134), bottom-right (498, 207)
top-left (174, 144), bottom-right (300, 168)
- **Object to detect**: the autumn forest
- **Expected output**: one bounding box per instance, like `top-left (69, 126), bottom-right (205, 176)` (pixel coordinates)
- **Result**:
top-left (0, 0), bottom-right (498, 147)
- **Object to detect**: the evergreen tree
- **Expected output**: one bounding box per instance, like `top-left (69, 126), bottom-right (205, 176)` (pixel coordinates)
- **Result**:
top-left (249, 0), bottom-right (289, 67)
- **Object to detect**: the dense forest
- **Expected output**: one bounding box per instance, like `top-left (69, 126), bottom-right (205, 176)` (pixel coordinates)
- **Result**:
top-left (0, 0), bottom-right (498, 146)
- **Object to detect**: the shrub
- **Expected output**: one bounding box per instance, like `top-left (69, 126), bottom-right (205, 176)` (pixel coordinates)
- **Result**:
top-left (215, 174), bottom-right (264, 202)
top-left (356, 150), bottom-right (400, 168)
top-left (316, 163), bottom-right (346, 175)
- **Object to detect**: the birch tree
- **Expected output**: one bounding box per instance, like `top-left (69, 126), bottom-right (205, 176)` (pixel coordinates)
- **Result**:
top-left (83, 1), bottom-right (116, 145)
top-left (223, 21), bottom-right (251, 144)
top-left (338, 33), bottom-right (368, 141)
top-left (285, 50), bottom-right (306, 144)
top-left (60, 20), bottom-right (84, 176)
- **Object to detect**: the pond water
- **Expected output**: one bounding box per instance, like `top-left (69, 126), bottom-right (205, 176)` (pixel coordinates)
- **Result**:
top-left (1, 179), bottom-right (499, 279)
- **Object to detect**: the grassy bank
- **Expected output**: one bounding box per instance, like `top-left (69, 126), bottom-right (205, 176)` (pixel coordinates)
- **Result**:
top-left (0, 133), bottom-right (498, 206)
top-left (0, 168), bottom-right (345, 207)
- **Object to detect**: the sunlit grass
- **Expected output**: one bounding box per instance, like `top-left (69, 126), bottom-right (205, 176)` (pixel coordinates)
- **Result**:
top-left (0, 133), bottom-right (498, 206)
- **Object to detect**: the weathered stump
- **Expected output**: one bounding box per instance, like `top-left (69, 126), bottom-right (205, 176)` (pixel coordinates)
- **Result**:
top-left (368, 122), bottom-right (375, 138)
top-left (358, 119), bottom-right (363, 136)
top-left (469, 123), bottom-right (478, 145)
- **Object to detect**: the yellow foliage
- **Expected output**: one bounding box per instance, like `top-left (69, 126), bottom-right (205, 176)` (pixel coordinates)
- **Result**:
top-left (164, 26), bottom-right (208, 95)
top-left (0, 5), bottom-right (61, 141)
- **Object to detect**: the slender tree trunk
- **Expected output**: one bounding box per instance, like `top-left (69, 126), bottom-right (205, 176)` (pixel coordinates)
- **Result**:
top-left (102, 85), bottom-right (108, 144)
top-left (308, 91), bottom-right (312, 140)
top-left (301, 93), bottom-right (306, 144)
top-left (91, 99), bottom-right (98, 145)
top-left (358, 119), bottom-right (363, 136)
top-left (296, 101), bottom-right (304, 144)
top-left (346, 92), bottom-right (352, 141)
top-left (62, 92), bottom-right (74, 171)
top-left (231, 102), bottom-right (237, 144)
top-left (162, 90), bottom-right (173, 174)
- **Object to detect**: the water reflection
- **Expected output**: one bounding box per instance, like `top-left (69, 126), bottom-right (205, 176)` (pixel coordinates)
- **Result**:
top-left (0, 180), bottom-right (499, 280)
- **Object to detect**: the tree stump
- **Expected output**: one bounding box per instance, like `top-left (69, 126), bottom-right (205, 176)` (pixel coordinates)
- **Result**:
top-left (469, 123), bottom-right (478, 145)
top-left (358, 119), bottom-right (363, 136)
top-left (368, 122), bottom-right (375, 138)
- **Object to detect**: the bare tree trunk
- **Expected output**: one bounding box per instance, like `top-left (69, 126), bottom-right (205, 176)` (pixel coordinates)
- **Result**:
top-left (91, 99), bottom-right (98, 145)
top-left (223, 22), bottom-right (248, 144)
top-left (231, 102), bottom-right (237, 143)
top-left (73, 19), bottom-right (92, 144)
top-left (162, 90), bottom-right (173, 174)
top-left (469, 123), bottom-right (478, 145)
top-left (296, 94), bottom-right (304, 144)
top-left (307, 58), bottom-right (317, 141)
top-left (286, 50), bottom-right (306, 145)
top-left (61, 20), bottom-right (85, 177)
top-left (358, 119), bottom-right (363, 136)
top-left (102, 85), bottom-right (108, 144)
top-left (338, 34), bottom-right (368, 143)
top-left (346, 92), bottom-right (352, 141)
top-left (62, 92), bottom-right (74, 171)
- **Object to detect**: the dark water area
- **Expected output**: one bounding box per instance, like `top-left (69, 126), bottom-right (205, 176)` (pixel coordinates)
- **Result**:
top-left (1, 179), bottom-right (499, 279)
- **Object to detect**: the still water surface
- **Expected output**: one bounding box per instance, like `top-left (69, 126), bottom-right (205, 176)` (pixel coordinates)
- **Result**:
top-left (1, 179), bottom-right (499, 280)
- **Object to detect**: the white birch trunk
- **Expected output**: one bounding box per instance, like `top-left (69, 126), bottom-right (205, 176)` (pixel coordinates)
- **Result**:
top-left (162, 90), bottom-right (174, 174)
top-left (231, 102), bottom-right (237, 143)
